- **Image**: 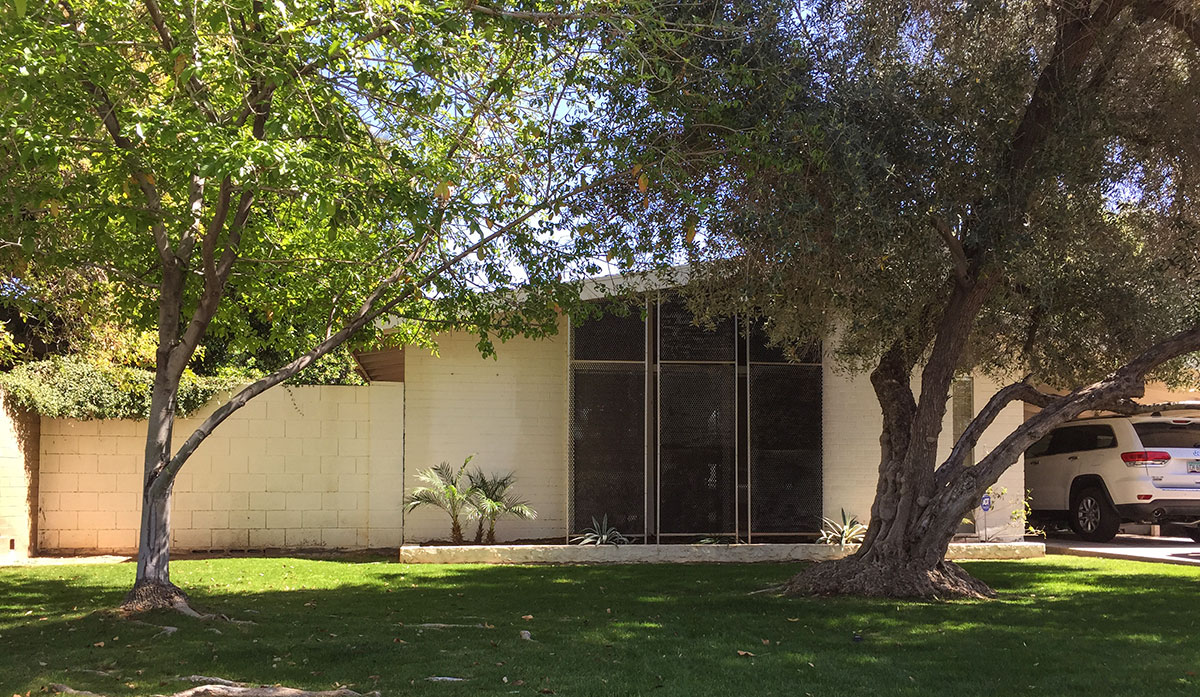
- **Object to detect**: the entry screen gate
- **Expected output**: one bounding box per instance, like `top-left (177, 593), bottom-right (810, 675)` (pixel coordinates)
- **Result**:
top-left (569, 296), bottom-right (822, 542)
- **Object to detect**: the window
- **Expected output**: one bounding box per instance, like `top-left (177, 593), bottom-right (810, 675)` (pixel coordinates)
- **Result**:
top-left (1133, 422), bottom-right (1200, 449)
top-left (1025, 433), bottom-right (1053, 459)
top-left (1046, 424), bottom-right (1117, 455)
top-left (568, 296), bottom-right (823, 541)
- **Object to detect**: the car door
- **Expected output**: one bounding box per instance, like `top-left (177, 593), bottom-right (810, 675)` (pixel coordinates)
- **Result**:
top-left (1028, 425), bottom-right (1110, 510)
top-left (1025, 432), bottom-right (1058, 510)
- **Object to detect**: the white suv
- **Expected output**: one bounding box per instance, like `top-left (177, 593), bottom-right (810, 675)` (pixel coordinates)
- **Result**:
top-left (1025, 414), bottom-right (1200, 542)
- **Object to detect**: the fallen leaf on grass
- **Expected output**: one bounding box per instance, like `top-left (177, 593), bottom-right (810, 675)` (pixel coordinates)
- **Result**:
top-left (521, 615), bottom-right (534, 621)
top-left (93, 642), bottom-right (104, 648)
top-left (786, 618), bottom-right (799, 622)
top-left (761, 639), bottom-right (770, 645)
top-left (736, 650), bottom-right (755, 657)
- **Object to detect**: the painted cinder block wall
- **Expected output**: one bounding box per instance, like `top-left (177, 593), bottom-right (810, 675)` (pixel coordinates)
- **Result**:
top-left (37, 383), bottom-right (403, 554)
top-left (401, 324), bottom-right (569, 543)
top-left (0, 391), bottom-right (39, 558)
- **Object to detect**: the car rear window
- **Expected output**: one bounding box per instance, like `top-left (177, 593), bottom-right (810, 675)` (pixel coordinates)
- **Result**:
top-left (1133, 422), bottom-right (1200, 449)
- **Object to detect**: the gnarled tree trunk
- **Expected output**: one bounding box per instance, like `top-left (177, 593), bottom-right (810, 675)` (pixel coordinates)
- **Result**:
top-left (786, 317), bottom-right (1200, 599)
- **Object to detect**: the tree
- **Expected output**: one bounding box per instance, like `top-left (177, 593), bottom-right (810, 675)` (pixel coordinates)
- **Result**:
top-left (588, 0), bottom-right (1200, 597)
top-left (1, 0), bottom-right (628, 610)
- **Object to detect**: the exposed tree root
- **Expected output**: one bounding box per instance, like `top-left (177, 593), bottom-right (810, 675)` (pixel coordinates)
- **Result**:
top-left (48, 685), bottom-right (105, 697)
top-left (48, 678), bottom-right (379, 697)
top-left (120, 580), bottom-right (195, 616)
top-left (784, 557), bottom-right (996, 600)
top-left (118, 580), bottom-right (254, 625)
top-left (129, 619), bottom-right (179, 637)
top-left (182, 677), bottom-right (243, 687)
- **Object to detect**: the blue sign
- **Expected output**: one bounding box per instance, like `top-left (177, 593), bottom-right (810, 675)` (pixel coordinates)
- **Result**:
top-left (980, 494), bottom-right (993, 512)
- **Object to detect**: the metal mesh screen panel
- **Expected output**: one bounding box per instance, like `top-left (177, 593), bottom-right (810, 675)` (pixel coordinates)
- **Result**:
top-left (748, 363), bottom-right (822, 533)
top-left (572, 303), bottom-right (646, 361)
top-left (658, 364), bottom-right (738, 534)
top-left (569, 300), bottom-right (648, 538)
top-left (659, 298), bottom-right (736, 362)
top-left (569, 364), bottom-right (646, 535)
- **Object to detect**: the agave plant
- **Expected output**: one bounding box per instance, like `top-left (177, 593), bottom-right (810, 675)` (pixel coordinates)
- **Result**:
top-left (571, 515), bottom-right (629, 546)
top-left (817, 509), bottom-right (868, 547)
top-left (403, 456), bottom-right (478, 544)
top-left (468, 469), bottom-right (537, 544)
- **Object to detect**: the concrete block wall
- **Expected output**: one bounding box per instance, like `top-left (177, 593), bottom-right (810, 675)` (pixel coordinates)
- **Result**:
top-left (402, 325), bottom-right (568, 543)
top-left (37, 383), bottom-right (403, 554)
top-left (0, 391), bottom-right (39, 558)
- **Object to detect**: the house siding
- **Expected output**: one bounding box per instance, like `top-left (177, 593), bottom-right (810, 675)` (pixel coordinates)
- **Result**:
top-left (401, 323), bottom-right (569, 543)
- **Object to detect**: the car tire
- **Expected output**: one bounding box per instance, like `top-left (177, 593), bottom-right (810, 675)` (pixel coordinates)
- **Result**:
top-left (1069, 486), bottom-right (1120, 542)
top-left (1186, 528), bottom-right (1200, 544)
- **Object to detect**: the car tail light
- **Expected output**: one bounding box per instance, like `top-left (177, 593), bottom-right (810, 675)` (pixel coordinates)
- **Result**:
top-left (1122, 451), bottom-right (1172, 466)
top-left (1137, 494), bottom-right (1154, 501)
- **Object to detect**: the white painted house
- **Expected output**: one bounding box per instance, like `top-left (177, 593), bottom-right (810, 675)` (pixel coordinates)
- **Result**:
top-left (0, 289), bottom-right (1036, 558)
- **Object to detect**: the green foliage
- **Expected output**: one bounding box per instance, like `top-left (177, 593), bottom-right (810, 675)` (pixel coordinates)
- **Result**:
top-left (281, 348), bottom-right (366, 387)
top-left (467, 469), bottom-right (537, 544)
top-left (817, 509), bottom-right (868, 547)
top-left (587, 0), bottom-right (1200, 387)
top-left (571, 515), bottom-right (629, 546)
top-left (403, 456), bottom-right (478, 544)
top-left (0, 356), bottom-right (245, 420)
top-left (0, 0), bottom-right (633, 369)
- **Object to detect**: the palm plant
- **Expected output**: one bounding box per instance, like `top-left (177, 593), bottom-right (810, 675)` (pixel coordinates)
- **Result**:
top-left (468, 469), bottom-right (537, 544)
top-left (403, 456), bottom-right (478, 544)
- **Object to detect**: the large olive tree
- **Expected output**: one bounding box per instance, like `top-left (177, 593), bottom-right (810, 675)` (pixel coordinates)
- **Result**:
top-left (589, 0), bottom-right (1200, 597)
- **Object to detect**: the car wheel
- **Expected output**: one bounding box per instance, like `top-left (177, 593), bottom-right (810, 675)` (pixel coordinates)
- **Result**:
top-left (1069, 486), bottom-right (1120, 542)
top-left (1186, 528), bottom-right (1200, 544)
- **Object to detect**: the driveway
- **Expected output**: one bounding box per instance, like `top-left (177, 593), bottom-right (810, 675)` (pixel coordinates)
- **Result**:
top-left (1044, 533), bottom-right (1200, 567)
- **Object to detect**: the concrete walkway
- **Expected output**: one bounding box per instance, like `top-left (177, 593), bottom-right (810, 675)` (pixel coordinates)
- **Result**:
top-left (0, 553), bottom-right (129, 567)
top-left (1044, 533), bottom-right (1200, 567)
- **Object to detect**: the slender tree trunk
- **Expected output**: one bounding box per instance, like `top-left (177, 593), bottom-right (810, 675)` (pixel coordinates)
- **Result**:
top-left (486, 519), bottom-right (497, 544)
top-left (122, 366), bottom-right (191, 610)
top-left (473, 519), bottom-right (484, 544)
top-left (122, 263), bottom-right (193, 612)
top-left (451, 518), bottom-right (464, 545)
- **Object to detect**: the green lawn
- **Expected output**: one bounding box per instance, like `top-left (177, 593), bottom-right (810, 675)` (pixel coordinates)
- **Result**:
top-left (1, 556), bottom-right (1198, 696)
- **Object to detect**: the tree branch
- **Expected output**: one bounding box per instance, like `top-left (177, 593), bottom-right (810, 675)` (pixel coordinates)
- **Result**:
top-left (935, 378), bottom-right (1049, 487)
top-left (1007, 0), bottom-right (1129, 180)
top-left (930, 215), bottom-right (969, 287)
top-left (81, 80), bottom-right (173, 267)
top-left (1137, 0), bottom-right (1200, 49)
top-left (149, 171), bottom-right (624, 496)
top-left (141, 0), bottom-right (218, 121)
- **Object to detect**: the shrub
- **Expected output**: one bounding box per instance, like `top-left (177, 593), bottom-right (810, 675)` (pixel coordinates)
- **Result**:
top-left (0, 356), bottom-right (244, 420)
